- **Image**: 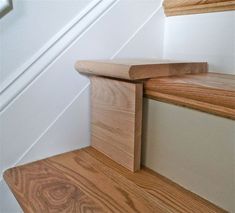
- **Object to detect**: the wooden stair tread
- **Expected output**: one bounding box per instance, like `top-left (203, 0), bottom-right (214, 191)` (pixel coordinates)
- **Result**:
top-left (4, 147), bottom-right (226, 213)
top-left (144, 72), bottom-right (235, 120)
top-left (75, 59), bottom-right (207, 80)
top-left (163, 0), bottom-right (235, 16)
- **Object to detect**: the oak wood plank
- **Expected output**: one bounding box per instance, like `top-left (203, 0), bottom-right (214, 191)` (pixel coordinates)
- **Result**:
top-left (48, 150), bottom-right (167, 213)
top-left (144, 73), bottom-right (235, 120)
top-left (75, 59), bottom-right (207, 80)
top-left (4, 147), bottom-right (227, 213)
top-left (3, 160), bottom-right (104, 213)
top-left (84, 147), bottom-right (227, 213)
top-left (91, 76), bottom-right (143, 171)
top-left (163, 0), bottom-right (235, 16)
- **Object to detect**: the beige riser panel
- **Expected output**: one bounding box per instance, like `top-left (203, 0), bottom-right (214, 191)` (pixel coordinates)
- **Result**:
top-left (91, 76), bottom-right (143, 172)
top-left (142, 99), bottom-right (235, 212)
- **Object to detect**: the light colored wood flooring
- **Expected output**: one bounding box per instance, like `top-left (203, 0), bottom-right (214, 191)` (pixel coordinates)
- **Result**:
top-left (163, 0), bottom-right (235, 16)
top-left (144, 73), bottom-right (235, 120)
top-left (4, 147), bottom-right (227, 213)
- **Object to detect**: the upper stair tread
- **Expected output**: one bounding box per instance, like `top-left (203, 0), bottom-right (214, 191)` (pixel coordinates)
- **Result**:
top-left (144, 72), bottom-right (235, 120)
top-left (75, 59), bottom-right (207, 80)
top-left (4, 146), bottom-right (226, 213)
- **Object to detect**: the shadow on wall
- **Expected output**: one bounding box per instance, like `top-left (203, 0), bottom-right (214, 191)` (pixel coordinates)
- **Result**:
top-left (0, 0), bottom-right (13, 19)
top-left (141, 98), bottom-right (150, 165)
top-left (0, 180), bottom-right (22, 213)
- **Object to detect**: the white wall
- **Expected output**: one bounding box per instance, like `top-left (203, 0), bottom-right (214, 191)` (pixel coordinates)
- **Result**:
top-left (0, 0), bottom-right (92, 85)
top-left (163, 11), bottom-right (235, 74)
top-left (0, 0), bottom-right (164, 212)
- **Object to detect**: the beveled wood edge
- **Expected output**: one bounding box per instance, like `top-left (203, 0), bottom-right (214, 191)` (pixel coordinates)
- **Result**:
top-left (129, 62), bottom-right (208, 80)
top-left (163, 0), bottom-right (235, 16)
top-left (75, 60), bottom-right (132, 80)
top-left (144, 91), bottom-right (235, 120)
top-left (75, 60), bottom-right (208, 80)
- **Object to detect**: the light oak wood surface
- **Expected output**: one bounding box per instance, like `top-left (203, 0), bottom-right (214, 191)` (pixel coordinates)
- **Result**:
top-left (4, 147), bottom-right (227, 213)
top-left (144, 73), bottom-right (235, 120)
top-left (163, 0), bottom-right (235, 16)
top-left (75, 59), bottom-right (208, 80)
top-left (91, 76), bottom-right (142, 172)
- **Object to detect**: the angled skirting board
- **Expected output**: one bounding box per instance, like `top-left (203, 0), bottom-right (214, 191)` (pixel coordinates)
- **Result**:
top-left (0, 0), bottom-right (117, 111)
top-left (0, 0), bottom-right (12, 18)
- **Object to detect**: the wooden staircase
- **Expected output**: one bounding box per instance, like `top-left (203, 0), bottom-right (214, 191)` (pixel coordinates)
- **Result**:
top-left (144, 72), bottom-right (235, 120)
top-left (4, 147), bottom-right (226, 213)
top-left (4, 59), bottom-right (234, 212)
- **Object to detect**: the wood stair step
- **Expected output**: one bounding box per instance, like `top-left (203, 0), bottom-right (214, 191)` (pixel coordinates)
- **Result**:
top-left (75, 59), bottom-right (208, 172)
top-left (75, 59), bottom-right (208, 80)
top-left (76, 59), bottom-right (234, 120)
top-left (144, 72), bottom-right (235, 120)
top-left (3, 147), bottom-right (226, 213)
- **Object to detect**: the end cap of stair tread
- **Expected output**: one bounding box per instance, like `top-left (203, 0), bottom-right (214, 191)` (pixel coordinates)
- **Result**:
top-left (75, 59), bottom-right (208, 80)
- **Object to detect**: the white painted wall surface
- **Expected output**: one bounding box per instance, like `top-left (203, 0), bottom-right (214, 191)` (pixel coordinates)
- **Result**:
top-left (0, 0), bottom-right (92, 85)
top-left (0, 0), bottom-right (12, 17)
top-left (0, 0), bottom-right (164, 212)
top-left (163, 11), bottom-right (235, 74)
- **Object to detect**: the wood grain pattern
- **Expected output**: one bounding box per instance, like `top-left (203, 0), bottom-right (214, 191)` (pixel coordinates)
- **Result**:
top-left (144, 73), bottom-right (235, 120)
top-left (84, 147), bottom-right (227, 213)
top-left (4, 147), bottom-right (227, 213)
top-left (91, 76), bottom-right (143, 171)
top-left (163, 0), bottom-right (235, 16)
top-left (75, 59), bottom-right (208, 80)
top-left (3, 159), bottom-right (103, 213)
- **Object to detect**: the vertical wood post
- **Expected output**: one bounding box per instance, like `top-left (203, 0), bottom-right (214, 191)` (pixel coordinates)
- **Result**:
top-left (90, 76), bottom-right (143, 172)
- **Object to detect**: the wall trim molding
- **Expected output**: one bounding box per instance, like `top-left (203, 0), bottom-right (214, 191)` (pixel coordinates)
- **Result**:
top-left (0, 0), bottom-right (118, 112)
top-left (0, 0), bottom-right (12, 18)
